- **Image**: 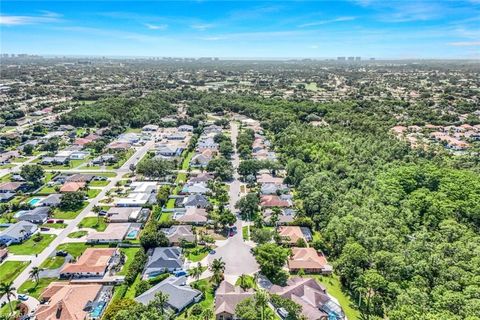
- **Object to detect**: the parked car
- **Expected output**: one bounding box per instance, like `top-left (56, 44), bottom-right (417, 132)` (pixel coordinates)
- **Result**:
top-left (56, 250), bottom-right (68, 257)
top-left (173, 270), bottom-right (188, 277)
top-left (18, 294), bottom-right (29, 301)
top-left (40, 227), bottom-right (50, 231)
top-left (56, 220), bottom-right (64, 223)
top-left (47, 219), bottom-right (54, 224)
top-left (277, 308), bottom-right (289, 319)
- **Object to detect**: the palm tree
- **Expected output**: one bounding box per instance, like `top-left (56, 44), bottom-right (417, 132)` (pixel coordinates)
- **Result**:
top-left (254, 289), bottom-right (270, 320)
top-left (209, 258), bottom-right (226, 285)
top-left (190, 263), bottom-right (203, 281)
top-left (238, 274), bottom-right (250, 291)
top-left (150, 291), bottom-right (169, 315)
top-left (0, 282), bottom-right (16, 316)
top-left (201, 308), bottom-right (214, 320)
top-left (29, 266), bottom-right (42, 287)
top-left (92, 205), bottom-right (102, 225)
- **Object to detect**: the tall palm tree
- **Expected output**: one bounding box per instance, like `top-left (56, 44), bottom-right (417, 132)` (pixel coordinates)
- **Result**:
top-left (0, 282), bottom-right (16, 316)
top-left (150, 291), bottom-right (169, 315)
top-left (190, 263), bottom-right (203, 281)
top-left (29, 266), bottom-right (42, 287)
top-left (201, 308), bottom-right (214, 320)
top-left (209, 258), bottom-right (226, 285)
top-left (254, 289), bottom-right (270, 320)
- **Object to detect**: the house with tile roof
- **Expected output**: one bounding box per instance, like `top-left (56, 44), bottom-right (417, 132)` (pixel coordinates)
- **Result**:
top-left (288, 248), bottom-right (333, 274)
top-left (60, 248), bottom-right (120, 278)
top-left (214, 281), bottom-right (254, 320)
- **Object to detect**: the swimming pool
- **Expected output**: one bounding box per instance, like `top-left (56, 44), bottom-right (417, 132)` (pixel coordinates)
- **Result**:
top-left (90, 301), bottom-right (106, 318)
top-left (28, 198), bottom-right (41, 206)
top-left (126, 229), bottom-right (139, 239)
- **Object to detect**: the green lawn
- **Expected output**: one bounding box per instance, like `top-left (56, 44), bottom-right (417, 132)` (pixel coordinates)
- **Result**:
top-left (67, 230), bottom-right (88, 238)
top-left (182, 151), bottom-right (194, 170)
top-left (118, 247), bottom-right (141, 275)
top-left (8, 234), bottom-right (56, 255)
top-left (125, 127), bottom-right (142, 133)
top-left (86, 188), bottom-right (101, 198)
top-left (184, 245), bottom-right (209, 262)
top-left (311, 275), bottom-right (360, 320)
top-left (41, 223), bottom-right (67, 229)
top-left (176, 172), bottom-right (187, 183)
top-left (159, 211), bottom-right (173, 222)
top-left (78, 217), bottom-right (107, 231)
top-left (166, 198), bottom-right (176, 209)
top-left (37, 185), bottom-right (58, 194)
top-left (242, 226), bottom-right (250, 240)
top-left (18, 278), bottom-right (58, 299)
top-left (0, 261), bottom-right (30, 284)
top-left (52, 203), bottom-right (87, 219)
top-left (55, 243), bottom-right (108, 259)
top-left (0, 300), bottom-right (19, 317)
top-left (89, 180), bottom-right (110, 187)
top-left (40, 256), bottom-right (65, 270)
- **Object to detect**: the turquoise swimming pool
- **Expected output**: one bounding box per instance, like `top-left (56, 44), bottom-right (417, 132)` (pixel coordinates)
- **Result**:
top-left (28, 198), bottom-right (41, 206)
top-left (90, 301), bottom-right (106, 318)
top-left (126, 229), bottom-right (139, 239)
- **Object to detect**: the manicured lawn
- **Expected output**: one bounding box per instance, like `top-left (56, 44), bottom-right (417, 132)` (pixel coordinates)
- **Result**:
top-left (8, 234), bottom-right (56, 255)
top-left (37, 185), bottom-right (57, 194)
top-left (0, 173), bottom-right (12, 182)
top-left (18, 278), bottom-right (58, 299)
top-left (12, 157), bottom-right (29, 163)
top-left (55, 242), bottom-right (108, 259)
top-left (86, 188), bottom-right (101, 198)
top-left (0, 300), bottom-right (19, 317)
top-left (118, 247), bottom-right (141, 275)
top-left (79, 217), bottom-right (107, 231)
top-left (125, 127), bottom-right (142, 133)
top-left (311, 274), bottom-right (360, 320)
top-left (42, 222), bottom-right (67, 229)
top-left (159, 211), bottom-right (173, 222)
top-left (184, 245), bottom-right (209, 262)
top-left (176, 172), bottom-right (187, 183)
top-left (166, 198), bottom-right (176, 209)
top-left (40, 256), bottom-right (65, 269)
top-left (52, 203), bottom-right (87, 219)
top-left (68, 230), bottom-right (88, 238)
top-left (89, 180), bottom-right (109, 187)
top-left (0, 261), bottom-right (30, 284)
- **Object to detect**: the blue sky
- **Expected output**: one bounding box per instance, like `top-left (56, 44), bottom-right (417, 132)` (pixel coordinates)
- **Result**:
top-left (1, 1), bottom-right (479, 58)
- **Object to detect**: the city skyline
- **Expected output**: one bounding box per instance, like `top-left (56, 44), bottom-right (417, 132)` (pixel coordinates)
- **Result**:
top-left (1, 1), bottom-right (480, 59)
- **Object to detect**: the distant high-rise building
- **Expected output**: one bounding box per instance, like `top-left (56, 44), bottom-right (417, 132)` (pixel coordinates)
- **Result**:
top-left (337, 57), bottom-right (346, 61)
top-left (347, 56), bottom-right (355, 61)
top-left (370, 58), bottom-right (375, 61)
top-left (355, 56), bottom-right (361, 61)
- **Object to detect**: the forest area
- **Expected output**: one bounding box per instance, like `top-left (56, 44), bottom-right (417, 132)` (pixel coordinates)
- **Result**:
top-left (186, 92), bottom-right (480, 320)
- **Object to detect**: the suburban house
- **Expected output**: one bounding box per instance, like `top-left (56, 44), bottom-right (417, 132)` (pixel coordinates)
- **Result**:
top-left (0, 221), bottom-right (38, 245)
top-left (0, 192), bottom-right (15, 202)
top-left (278, 226), bottom-right (310, 245)
top-left (143, 247), bottom-right (184, 277)
top-left (161, 225), bottom-right (196, 245)
top-left (181, 182), bottom-right (210, 195)
top-left (60, 181), bottom-right (85, 193)
top-left (0, 182), bottom-right (28, 193)
top-left (288, 248), bottom-right (333, 274)
top-left (38, 194), bottom-right (63, 207)
top-left (178, 124), bottom-right (194, 132)
top-left (35, 283), bottom-right (111, 320)
top-left (107, 207), bottom-right (143, 223)
top-left (182, 194), bottom-right (211, 209)
top-left (86, 223), bottom-right (133, 243)
top-left (66, 173), bottom-right (95, 183)
top-left (135, 276), bottom-right (202, 313)
top-left (214, 281), bottom-right (254, 320)
top-left (260, 195), bottom-right (291, 208)
top-left (270, 277), bottom-right (344, 320)
top-left (189, 172), bottom-right (214, 183)
top-left (174, 207), bottom-right (208, 224)
top-left (143, 124), bottom-right (159, 132)
top-left (116, 182), bottom-right (157, 207)
top-left (257, 173), bottom-right (284, 185)
top-left (264, 208), bottom-right (295, 225)
top-left (60, 248), bottom-right (120, 278)
top-left (16, 206), bottom-right (51, 224)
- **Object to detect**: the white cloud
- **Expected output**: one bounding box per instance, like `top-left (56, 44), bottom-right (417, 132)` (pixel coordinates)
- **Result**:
top-left (191, 23), bottom-right (214, 31)
top-left (0, 12), bottom-right (62, 25)
top-left (144, 23), bottom-right (167, 30)
top-left (299, 16), bottom-right (356, 28)
top-left (448, 41), bottom-right (480, 46)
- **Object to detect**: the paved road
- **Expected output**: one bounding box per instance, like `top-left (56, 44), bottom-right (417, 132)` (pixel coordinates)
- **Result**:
top-left (0, 139), bottom-right (155, 307)
top-left (206, 121), bottom-right (258, 279)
